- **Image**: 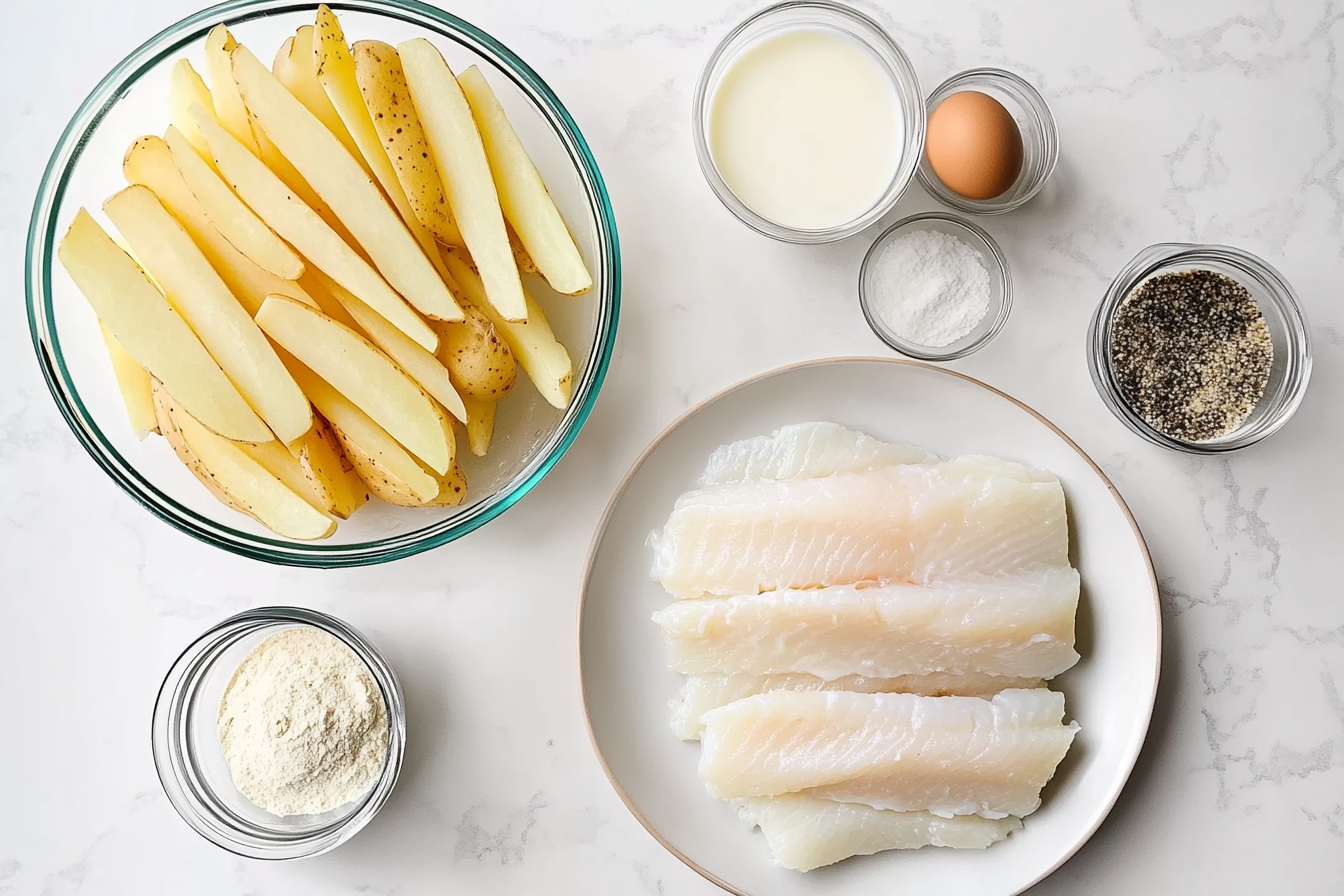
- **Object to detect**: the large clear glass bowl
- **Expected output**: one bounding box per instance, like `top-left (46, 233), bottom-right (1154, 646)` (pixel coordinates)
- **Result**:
top-left (26, 0), bottom-right (620, 566)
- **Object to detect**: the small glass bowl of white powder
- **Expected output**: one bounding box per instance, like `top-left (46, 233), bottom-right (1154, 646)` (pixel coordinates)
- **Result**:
top-left (859, 212), bottom-right (1012, 361)
top-left (152, 608), bottom-right (405, 859)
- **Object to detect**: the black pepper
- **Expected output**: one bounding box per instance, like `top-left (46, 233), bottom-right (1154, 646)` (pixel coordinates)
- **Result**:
top-left (1110, 269), bottom-right (1273, 442)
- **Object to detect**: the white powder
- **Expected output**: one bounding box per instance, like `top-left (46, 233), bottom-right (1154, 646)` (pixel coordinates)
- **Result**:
top-left (217, 626), bottom-right (389, 817)
top-left (866, 228), bottom-right (992, 348)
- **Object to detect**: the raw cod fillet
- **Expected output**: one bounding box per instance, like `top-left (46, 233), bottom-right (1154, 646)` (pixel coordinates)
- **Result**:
top-left (733, 795), bottom-right (1022, 871)
top-left (653, 567), bottom-right (1080, 682)
top-left (699, 421), bottom-right (939, 486)
top-left (649, 456), bottom-right (1069, 599)
top-left (670, 671), bottom-right (1045, 740)
top-left (699, 689), bottom-right (1078, 819)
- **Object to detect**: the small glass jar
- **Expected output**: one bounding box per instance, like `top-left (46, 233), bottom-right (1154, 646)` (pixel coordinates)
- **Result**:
top-left (918, 68), bottom-right (1058, 215)
top-left (692, 0), bottom-right (925, 243)
top-left (1088, 243), bottom-right (1312, 453)
top-left (859, 212), bottom-right (1013, 361)
top-left (151, 607), bottom-right (406, 859)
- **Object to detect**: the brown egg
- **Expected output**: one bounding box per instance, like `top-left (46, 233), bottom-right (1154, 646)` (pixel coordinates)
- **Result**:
top-left (925, 91), bottom-right (1024, 201)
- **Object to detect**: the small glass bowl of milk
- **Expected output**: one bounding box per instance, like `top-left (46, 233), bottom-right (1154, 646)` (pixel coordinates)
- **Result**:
top-left (693, 1), bottom-right (925, 243)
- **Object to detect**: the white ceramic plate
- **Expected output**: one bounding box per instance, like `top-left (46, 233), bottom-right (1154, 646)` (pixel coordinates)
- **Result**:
top-left (578, 358), bottom-right (1160, 896)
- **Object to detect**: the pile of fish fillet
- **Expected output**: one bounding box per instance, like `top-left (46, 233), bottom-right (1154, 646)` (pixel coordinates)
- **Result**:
top-left (647, 422), bottom-right (1081, 872)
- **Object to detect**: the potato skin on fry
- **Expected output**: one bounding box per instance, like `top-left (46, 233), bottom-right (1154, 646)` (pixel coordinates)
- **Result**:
top-left (433, 304), bottom-right (518, 401)
top-left (353, 39), bottom-right (462, 247)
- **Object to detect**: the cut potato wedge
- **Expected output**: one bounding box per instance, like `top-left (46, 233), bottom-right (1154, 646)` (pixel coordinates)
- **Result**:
top-left (192, 104), bottom-right (438, 351)
top-left (399, 38), bottom-right (527, 322)
top-left (104, 186), bottom-right (313, 445)
top-left (154, 381), bottom-right (336, 539)
top-left (345, 403), bottom-right (460, 507)
top-left (169, 59), bottom-right (217, 165)
top-left (238, 437), bottom-right (328, 511)
top-left (420, 458), bottom-right (468, 507)
top-left (295, 413), bottom-right (369, 518)
top-left (459, 65), bottom-right (593, 296)
top-left (309, 270), bottom-right (467, 423)
top-left (204, 25), bottom-right (259, 153)
top-left (99, 320), bottom-right (157, 439)
top-left (123, 135), bottom-right (316, 315)
top-left (441, 249), bottom-right (573, 409)
top-left (256, 295), bottom-right (450, 474)
top-left (164, 125), bottom-right (304, 280)
top-left (510, 224), bottom-right (539, 275)
top-left (58, 209), bottom-right (269, 442)
top-left (284, 355), bottom-right (441, 503)
top-left (462, 395), bottom-right (496, 457)
top-left (352, 40), bottom-right (462, 246)
top-left (152, 380), bottom-right (243, 512)
top-left (432, 304), bottom-right (517, 401)
top-left (232, 45), bottom-right (464, 323)
top-left (273, 25), bottom-right (366, 170)
top-left (310, 6), bottom-right (463, 292)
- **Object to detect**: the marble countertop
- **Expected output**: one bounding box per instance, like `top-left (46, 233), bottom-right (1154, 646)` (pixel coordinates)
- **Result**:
top-left (3, 0), bottom-right (1342, 893)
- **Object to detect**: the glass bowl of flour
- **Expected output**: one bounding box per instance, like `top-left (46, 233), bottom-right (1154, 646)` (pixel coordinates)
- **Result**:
top-left (151, 608), bottom-right (406, 859)
top-left (858, 212), bottom-right (1012, 361)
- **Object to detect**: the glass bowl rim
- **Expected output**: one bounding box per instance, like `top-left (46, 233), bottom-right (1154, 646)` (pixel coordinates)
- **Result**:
top-left (916, 66), bottom-right (1060, 216)
top-left (1086, 241), bottom-right (1313, 454)
top-left (150, 605), bottom-right (407, 859)
top-left (858, 211), bottom-right (1014, 361)
top-left (690, 0), bottom-right (926, 244)
top-left (26, 0), bottom-right (621, 567)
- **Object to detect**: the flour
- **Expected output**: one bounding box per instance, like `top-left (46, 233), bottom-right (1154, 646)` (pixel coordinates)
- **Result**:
top-left (217, 626), bottom-right (389, 817)
top-left (866, 228), bottom-right (992, 348)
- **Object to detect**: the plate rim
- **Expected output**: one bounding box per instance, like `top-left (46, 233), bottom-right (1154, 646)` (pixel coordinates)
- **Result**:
top-left (575, 355), bottom-right (1162, 896)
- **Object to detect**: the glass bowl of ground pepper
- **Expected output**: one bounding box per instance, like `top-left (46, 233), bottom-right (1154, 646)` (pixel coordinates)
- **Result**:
top-left (1088, 243), bottom-right (1312, 453)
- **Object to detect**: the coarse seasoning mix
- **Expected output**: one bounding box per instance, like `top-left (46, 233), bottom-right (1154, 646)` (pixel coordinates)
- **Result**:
top-left (1109, 269), bottom-right (1273, 442)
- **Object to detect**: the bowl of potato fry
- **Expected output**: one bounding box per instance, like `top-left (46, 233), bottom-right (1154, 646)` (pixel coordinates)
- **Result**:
top-left (27, 0), bottom-right (619, 565)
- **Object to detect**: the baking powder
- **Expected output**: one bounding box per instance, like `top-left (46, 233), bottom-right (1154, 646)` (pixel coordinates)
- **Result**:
top-left (866, 228), bottom-right (992, 348)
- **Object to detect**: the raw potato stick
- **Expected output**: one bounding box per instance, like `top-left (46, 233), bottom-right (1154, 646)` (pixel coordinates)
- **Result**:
top-left (399, 38), bottom-right (527, 322)
top-left (99, 321), bottom-right (157, 439)
top-left (168, 59), bottom-right (218, 165)
top-left (204, 25), bottom-right (259, 153)
top-left (458, 65), bottom-right (593, 296)
top-left (163, 125), bottom-right (304, 280)
top-left (462, 394), bottom-right (495, 457)
top-left (352, 40), bottom-right (462, 246)
top-left (57, 209), bottom-right (270, 442)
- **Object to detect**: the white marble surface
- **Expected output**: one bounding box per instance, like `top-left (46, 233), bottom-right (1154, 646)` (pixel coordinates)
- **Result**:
top-left (2, 0), bottom-right (1342, 893)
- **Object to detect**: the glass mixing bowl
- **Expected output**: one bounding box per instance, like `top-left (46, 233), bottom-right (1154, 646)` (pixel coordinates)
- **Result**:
top-left (26, 0), bottom-right (619, 566)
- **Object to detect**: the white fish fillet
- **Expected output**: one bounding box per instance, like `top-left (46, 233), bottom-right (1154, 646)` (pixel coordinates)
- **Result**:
top-left (699, 689), bottom-right (1078, 818)
top-left (670, 671), bottom-right (1045, 740)
top-left (649, 456), bottom-right (1069, 598)
top-left (654, 567), bottom-right (1080, 682)
top-left (699, 421), bottom-right (939, 486)
top-left (734, 795), bottom-right (1022, 871)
